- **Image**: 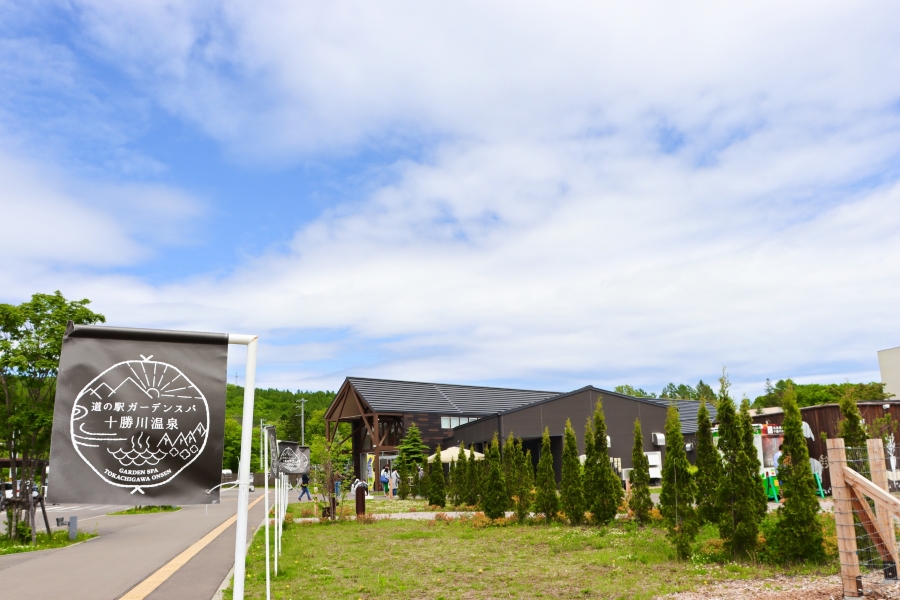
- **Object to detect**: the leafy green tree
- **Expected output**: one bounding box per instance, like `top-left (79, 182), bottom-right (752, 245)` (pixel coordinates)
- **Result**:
top-left (714, 371), bottom-right (763, 559)
top-left (482, 434), bottom-right (508, 519)
top-left (660, 405), bottom-right (699, 559)
top-left (0, 291), bottom-right (105, 541)
top-left (222, 419), bottom-right (244, 472)
top-left (535, 427), bottom-right (559, 521)
top-left (752, 378), bottom-right (892, 409)
top-left (771, 383), bottom-right (824, 563)
top-left (694, 400), bottom-right (721, 524)
top-left (592, 399), bottom-right (624, 525)
top-left (696, 380), bottom-right (716, 402)
top-left (838, 389), bottom-right (868, 449)
top-left (427, 445), bottom-right (446, 507)
top-left (560, 419), bottom-right (585, 525)
top-left (661, 383), bottom-right (698, 400)
top-left (629, 419), bottom-right (653, 524)
top-left (615, 384), bottom-right (657, 398)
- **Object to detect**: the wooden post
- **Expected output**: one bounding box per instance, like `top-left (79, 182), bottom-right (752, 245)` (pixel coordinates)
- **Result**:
top-left (868, 438), bottom-right (898, 580)
top-left (828, 438), bottom-right (863, 597)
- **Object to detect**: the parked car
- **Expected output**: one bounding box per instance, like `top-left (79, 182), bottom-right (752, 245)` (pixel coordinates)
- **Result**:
top-left (3, 481), bottom-right (39, 499)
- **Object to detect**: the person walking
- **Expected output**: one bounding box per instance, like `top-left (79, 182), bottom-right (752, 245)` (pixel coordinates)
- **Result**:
top-left (298, 472), bottom-right (311, 501)
top-left (381, 466), bottom-right (391, 498)
top-left (390, 465), bottom-right (400, 499)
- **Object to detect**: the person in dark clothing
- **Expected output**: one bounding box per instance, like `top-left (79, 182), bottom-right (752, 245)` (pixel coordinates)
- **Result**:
top-left (298, 472), bottom-right (311, 501)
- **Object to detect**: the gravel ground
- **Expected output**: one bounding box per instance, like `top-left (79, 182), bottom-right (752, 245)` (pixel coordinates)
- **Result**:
top-left (662, 574), bottom-right (900, 600)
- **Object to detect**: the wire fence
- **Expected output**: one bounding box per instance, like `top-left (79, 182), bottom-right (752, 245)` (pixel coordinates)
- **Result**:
top-left (831, 442), bottom-right (900, 596)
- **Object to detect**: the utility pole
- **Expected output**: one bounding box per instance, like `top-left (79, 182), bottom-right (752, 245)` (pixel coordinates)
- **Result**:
top-left (298, 398), bottom-right (308, 446)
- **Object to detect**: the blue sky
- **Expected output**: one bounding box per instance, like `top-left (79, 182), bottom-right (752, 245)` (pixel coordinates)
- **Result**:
top-left (2, 1), bottom-right (900, 398)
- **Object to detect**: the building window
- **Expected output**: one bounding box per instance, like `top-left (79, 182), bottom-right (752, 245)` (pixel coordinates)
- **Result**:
top-left (442, 416), bottom-right (475, 429)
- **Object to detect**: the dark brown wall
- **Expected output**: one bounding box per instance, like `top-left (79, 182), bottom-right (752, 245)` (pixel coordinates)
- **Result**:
top-left (445, 389), bottom-right (670, 480)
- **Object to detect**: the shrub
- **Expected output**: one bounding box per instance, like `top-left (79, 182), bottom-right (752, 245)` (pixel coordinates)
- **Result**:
top-left (471, 513), bottom-right (492, 529)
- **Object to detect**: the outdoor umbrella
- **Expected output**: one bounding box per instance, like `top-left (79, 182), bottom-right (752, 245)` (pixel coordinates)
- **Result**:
top-left (426, 446), bottom-right (485, 463)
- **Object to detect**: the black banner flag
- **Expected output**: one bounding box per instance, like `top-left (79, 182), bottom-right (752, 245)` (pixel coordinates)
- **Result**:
top-left (265, 426), bottom-right (278, 477)
top-left (276, 441), bottom-right (310, 475)
top-left (49, 323), bottom-right (228, 504)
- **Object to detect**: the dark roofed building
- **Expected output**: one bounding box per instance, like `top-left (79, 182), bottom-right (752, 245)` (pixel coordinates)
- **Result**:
top-left (445, 386), bottom-right (717, 483)
top-left (324, 377), bottom-right (559, 490)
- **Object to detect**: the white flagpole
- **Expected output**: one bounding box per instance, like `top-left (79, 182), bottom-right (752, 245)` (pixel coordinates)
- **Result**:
top-left (229, 334), bottom-right (258, 600)
top-left (274, 475), bottom-right (279, 574)
top-left (264, 428), bottom-right (271, 600)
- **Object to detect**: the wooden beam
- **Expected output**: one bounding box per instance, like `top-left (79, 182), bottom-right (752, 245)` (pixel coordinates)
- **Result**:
top-left (869, 438), bottom-right (899, 578)
top-left (350, 389), bottom-right (378, 444)
top-left (844, 467), bottom-right (900, 521)
top-left (333, 423), bottom-right (364, 450)
top-left (827, 438), bottom-right (863, 597)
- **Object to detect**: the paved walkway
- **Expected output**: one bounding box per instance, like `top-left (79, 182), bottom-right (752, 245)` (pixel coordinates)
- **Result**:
top-left (0, 489), bottom-right (268, 600)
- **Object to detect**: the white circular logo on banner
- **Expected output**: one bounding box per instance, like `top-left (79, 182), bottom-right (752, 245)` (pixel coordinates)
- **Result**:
top-left (70, 356), bottom-right (210, 495)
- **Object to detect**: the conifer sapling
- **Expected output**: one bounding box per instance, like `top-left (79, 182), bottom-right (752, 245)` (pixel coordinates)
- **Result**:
top-left (560, 419), bottom-right (586, 525)
top-left (660, 404), bottom-right (699, 559)
top-left (629, 418), bottom-right (654, 524)
top-left (535, 427), bottom-right (560, 522)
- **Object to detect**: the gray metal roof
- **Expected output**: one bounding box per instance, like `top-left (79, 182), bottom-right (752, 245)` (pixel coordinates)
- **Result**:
top-left (647, 397), bottom-right (718, 435)
top-left (346, 377), bottom-right (560, 415)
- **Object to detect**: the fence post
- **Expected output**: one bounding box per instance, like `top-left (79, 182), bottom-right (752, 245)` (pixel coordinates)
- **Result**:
top-left (868, 438), bottom-right (898, 580)
top-left (827, 437), bottom-right (862, 597)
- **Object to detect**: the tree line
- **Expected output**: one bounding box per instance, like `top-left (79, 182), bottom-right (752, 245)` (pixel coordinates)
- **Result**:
top-left (397, 372), bottom-right (828, 565)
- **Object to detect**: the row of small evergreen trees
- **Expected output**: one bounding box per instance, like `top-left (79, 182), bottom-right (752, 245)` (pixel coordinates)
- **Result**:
top-left (395, 373), bottom-right (827, 563)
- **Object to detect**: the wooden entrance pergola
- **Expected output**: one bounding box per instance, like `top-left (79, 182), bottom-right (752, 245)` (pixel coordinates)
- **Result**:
top-left (324, 382), bottom-right (404, 491)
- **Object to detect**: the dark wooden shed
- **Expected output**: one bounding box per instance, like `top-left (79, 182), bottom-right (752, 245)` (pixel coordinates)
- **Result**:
top-left (752, 400), bottom-right (900, 493)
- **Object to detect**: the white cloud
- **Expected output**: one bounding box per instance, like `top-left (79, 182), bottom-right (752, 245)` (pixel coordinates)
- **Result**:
top-left (3, 1), bottom-right (900, 397)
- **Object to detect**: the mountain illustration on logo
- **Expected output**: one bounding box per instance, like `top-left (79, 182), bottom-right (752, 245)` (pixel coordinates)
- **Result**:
top-left (158, 422), bottom-right (208, 460)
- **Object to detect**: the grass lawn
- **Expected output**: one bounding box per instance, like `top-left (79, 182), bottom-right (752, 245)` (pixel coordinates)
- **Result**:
top-left (0, 529), bottom-right (97, 555)
top-left (228, 516), bottom-right (835, 600)
top-left (107, 505), bottom-right (181, 515)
